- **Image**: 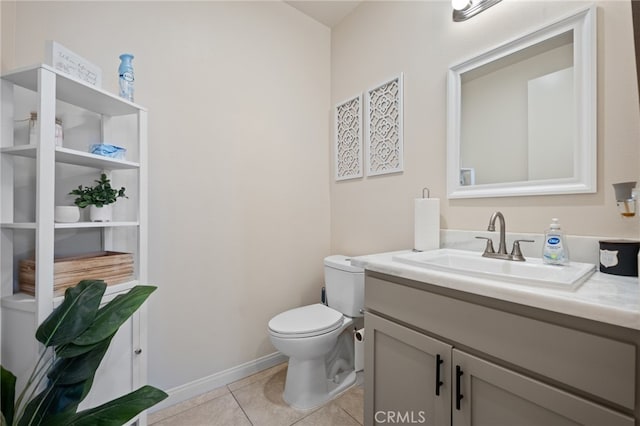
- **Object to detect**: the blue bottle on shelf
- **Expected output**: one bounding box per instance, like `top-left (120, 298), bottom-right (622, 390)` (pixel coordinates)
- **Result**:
top-left (118, 53), bottom-right (135, 102)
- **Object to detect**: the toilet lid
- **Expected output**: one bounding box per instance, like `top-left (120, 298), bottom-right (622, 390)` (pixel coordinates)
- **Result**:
top-left (268, 304), bottom-right (344, 337)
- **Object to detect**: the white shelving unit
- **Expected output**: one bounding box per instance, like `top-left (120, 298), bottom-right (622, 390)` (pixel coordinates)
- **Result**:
top-left (0, 64), bottom-right (149, 424)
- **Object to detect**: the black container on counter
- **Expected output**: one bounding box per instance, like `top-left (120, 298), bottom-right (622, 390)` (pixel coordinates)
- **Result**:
top-left (599, 240), bottom-right (640, 277)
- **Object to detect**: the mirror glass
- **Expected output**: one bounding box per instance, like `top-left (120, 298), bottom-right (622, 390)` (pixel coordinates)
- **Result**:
top-left (447, 6), bottom-right (596, 198)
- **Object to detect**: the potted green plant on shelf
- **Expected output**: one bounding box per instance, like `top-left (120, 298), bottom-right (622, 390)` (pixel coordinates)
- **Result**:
top-left (69, 173), bottom-right (127, 222)
top-left (1, 279), bottom-right (167, 426)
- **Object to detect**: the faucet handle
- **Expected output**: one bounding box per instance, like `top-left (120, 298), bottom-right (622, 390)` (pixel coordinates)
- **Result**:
top-left (511, 239), bottom-right (535, 261)
top-left (475, 236), bottom-right (495, 255)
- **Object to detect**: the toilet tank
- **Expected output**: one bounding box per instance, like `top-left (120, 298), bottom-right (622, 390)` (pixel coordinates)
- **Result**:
top-left (324, 255), bottom-right (364, 318)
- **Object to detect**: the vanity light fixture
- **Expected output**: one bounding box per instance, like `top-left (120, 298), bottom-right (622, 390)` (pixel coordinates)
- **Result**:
top-left (453, 0), bottom-right (502, 22)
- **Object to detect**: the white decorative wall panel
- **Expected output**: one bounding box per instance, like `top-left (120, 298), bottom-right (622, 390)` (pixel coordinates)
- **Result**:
top-left (366, 74), bottom-right (404, 176)
top-left (334, 94), bottom-right (363, 181)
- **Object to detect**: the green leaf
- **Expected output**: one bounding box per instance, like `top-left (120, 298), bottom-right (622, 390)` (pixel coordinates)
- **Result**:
top-left (72, 286), bottom-right (156, 347)
top-left (49, 378), bottom-right (94, 417)
top-left (47, 337), bottom-right (112, 385)
top-left (20, 338), bottom-right (111, 426)
top-left (19, 380), bottom-right (90, 425)
top-left (1, 412), bottom-right (8, 426)
top-left (36, 281), bottom-right (106, 347)
top-left (55, 340), bottom-right (107, 359)
top-left (41, 386), bottom-right (168, 426)
top-left (17, 387), bottom-right (48, 426)
top-left (1, 366), bottom-right (16, 426)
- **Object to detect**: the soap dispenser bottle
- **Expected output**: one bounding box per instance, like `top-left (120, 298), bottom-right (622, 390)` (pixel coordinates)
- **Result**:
top-left (542, 218), bottom-right (569, 265)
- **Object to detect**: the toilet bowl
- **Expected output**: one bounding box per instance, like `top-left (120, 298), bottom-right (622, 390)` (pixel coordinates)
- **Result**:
top-left (269, 304), bottom-right (355, 409)
top-left (268, 255), bottom-right (364, 410)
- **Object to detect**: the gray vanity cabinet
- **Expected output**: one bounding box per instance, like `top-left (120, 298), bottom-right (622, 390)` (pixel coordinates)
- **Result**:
top-left (364, 272), bottom-right (637, 426)
top-left (364, 312), bottom-right (451, 426)
top-left (452, 349), bottom-right (632, 426)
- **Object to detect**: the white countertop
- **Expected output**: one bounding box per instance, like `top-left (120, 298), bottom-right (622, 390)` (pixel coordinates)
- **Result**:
top-left (351, 250), bottom-right (640, 331)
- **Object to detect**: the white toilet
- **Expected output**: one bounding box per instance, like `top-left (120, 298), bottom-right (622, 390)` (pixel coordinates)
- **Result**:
top-left (268, 255), bottom-right (364, 410)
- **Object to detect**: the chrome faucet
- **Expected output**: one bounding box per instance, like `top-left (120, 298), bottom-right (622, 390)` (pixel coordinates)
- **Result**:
top-left (476, 211), bottom-right (533, 261)
top-left (488, 211), bottom-right (507, 256)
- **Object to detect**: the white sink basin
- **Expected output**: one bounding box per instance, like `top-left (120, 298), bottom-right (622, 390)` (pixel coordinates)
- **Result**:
top-left (392, 249), bottom-right (595, 291)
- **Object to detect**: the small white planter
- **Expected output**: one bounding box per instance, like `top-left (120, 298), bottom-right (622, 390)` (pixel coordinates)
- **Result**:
top-left (89, 205), bottom-right (113, 222)
top-left (54, 206), bottom-right (80, 223)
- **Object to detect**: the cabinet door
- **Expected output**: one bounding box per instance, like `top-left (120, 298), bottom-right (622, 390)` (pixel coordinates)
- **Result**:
top-left (77, 312), bottom-right (138, 412)
top-left (76, 290), bottom-right (144, 426)
top-left (452, 349), bottom-right (634, 426)
top-left (365, 313), bottom-right (451, 426)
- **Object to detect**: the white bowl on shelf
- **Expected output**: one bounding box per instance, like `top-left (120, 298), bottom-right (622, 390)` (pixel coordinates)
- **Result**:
top-left (54, 206), bottom-right (80, 223)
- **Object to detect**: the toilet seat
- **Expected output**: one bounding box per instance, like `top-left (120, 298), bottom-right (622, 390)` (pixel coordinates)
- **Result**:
top-left (269, 304), bottom-right (344, 338)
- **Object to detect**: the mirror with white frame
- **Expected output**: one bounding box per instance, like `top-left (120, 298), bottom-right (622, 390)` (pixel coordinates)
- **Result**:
top-left (446, 6), bottom-right (596, 199)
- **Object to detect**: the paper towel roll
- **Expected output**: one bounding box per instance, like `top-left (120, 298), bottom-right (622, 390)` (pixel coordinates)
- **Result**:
top-left (414, 198), bottom-right (440, 251)
top-left (354, 328), bottom-right (365, 372)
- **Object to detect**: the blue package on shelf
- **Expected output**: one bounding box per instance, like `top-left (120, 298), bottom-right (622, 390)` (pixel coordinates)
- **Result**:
top-left (89, 143), bottom-right (127, 160)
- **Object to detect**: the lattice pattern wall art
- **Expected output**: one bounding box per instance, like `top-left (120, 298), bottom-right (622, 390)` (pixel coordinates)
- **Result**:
top-left (334, 94), bottom-right (363, 181)
top-left (365, 74), bottom-right (404, 176)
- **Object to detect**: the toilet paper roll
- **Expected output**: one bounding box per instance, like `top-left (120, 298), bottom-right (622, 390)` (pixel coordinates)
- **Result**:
top-left (354, 328), bottom-right (365, 372)
top-left (414, 198), bottom-right (440, 251)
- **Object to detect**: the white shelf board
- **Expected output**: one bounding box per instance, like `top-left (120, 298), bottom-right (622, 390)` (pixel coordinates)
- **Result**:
top-left (1, 293), bottom-right (36, 312)
top-left (0, 222), bottom-right (36, 229)
top-left (1, 221), bottom-right (139, 229)
top-left (0, 145), bottom-right (37, 155)
top-left (56, 147), bottom-right (139, 169)
top-left (2, 279), bottom-right (140, 312)
top-left (1, 64), bottom-right (146, 116)
top-left (55, 221), bottom-right (139, 229)
top-left (1, 145), bottom-right (140, 170)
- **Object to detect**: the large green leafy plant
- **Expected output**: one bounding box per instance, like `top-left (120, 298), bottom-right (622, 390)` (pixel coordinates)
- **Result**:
top-left (1, 280), bottom-right (167, 426)
top-left (69, 174), bottom-right (127, 208)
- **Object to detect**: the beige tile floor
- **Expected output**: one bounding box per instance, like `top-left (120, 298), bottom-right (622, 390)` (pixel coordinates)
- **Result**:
top-left (148, 363), bottom-right (364, 426)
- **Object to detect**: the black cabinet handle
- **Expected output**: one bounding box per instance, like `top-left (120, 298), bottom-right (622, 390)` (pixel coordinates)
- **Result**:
top-left (435, 354), bottom-right (444, 396)
top-left (455, 365), bottom-right (464, 410)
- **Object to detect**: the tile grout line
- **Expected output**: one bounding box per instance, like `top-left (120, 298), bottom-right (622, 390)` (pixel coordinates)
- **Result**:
top-left (150, 363), bottom-right (364, 425)
top-left (147, 407), bottom-right (189, 425)
top-left (150, 363), bottom-right (287, 424)
top-left (230, 382), bottom-right (323, 426)
top-left (288, 403), bottom-right (340, 426)
top-left (229, 385), bottom-right (255, 426)
top-left (148, 388), bottom-right (231, 424)
top-left (148, 404), bottom-right (194, 425)
top-left (343, 407), bottom-right (363, 426)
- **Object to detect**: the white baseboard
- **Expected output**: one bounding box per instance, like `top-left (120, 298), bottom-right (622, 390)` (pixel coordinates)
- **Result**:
top-left (150, 351), bottom-right (287, 413)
